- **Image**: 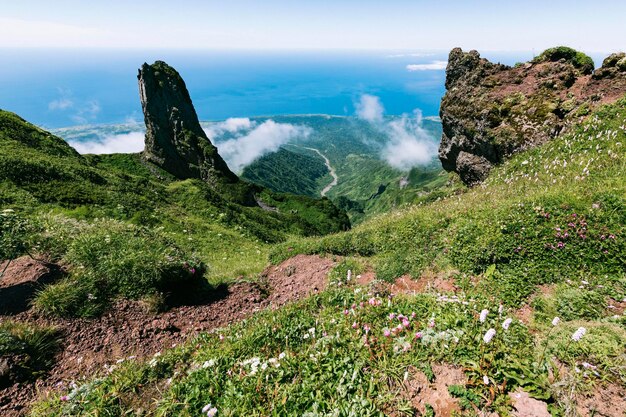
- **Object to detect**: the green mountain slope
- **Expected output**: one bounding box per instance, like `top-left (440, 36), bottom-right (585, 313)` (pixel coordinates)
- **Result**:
top-left (241, 147), bottom-right (330, 197)
top-left (0, 108), bottom-right (348, 315)
top-left (238, 115), bottom-right (447, 223)
top-left (277, 97), bottom-right (626, 299)
top-left (29, 97), bottom-right (626, 417)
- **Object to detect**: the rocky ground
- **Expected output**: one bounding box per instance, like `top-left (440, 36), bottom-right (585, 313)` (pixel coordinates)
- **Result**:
top-left (439, 48), bottom-right (626, 185)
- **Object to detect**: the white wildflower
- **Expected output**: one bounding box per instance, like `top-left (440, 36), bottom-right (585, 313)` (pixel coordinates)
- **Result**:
top-left (572, 327), bottom-right (586, 342)
top-left (483, 375), bottom-right (489, 385)
top-left (483, 328), bottom-right (496, 344)
top-left (479, 309), bottom-right (489, 323)
top-left (552, 317), bottom-right (560, 326)
top-left (502, 318), bottom-right (513, 330)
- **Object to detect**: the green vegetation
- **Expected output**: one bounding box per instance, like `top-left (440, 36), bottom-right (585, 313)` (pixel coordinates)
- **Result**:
top-left (242, 148), bottom-right (330, 197)
top-left (239, 116), bottom-right (448, 223)
top-left (29, 279), bottom-right (626, 416)
top-left (273, 97), bottom-right (626, 306)
top-left (33, 217), bottom-right (203, 317)
top-left (0, 109), bottom-right (348, 317)
top-left (0, 321), bottom-right (60, 385)
top-left (533, 46), bottom-right (595, 75)
top-left (4, 94), bottom-right (626, 415)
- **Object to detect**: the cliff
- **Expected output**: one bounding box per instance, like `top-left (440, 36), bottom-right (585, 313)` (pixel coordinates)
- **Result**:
top-left (439, 46), bottom-right (626, 185)
top-left (138, 61), bottom-right (238, 184)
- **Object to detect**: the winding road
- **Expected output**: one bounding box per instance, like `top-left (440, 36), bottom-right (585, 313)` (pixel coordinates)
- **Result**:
top-left (301, 147), bottom-right (338, 197)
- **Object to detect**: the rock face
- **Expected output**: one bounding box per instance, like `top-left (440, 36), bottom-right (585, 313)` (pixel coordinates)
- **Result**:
top-left (138, 61), bottom-right (238, 183)
top-left (439, 46), bottom-right (626, 185)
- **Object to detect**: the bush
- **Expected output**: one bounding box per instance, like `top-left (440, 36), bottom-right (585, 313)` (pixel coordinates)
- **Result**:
top-left (533, 46), bottom-right (595, 75)
top-left (0, 209), bottom-right (33, 262)
top-left (34, 219), bottom-right (204, 317)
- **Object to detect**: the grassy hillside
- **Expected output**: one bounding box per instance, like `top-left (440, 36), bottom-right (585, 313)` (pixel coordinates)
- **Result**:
top-left (0, 109), bottom-right (348, 316)
top-left (27, 98), bottom-right (626, 415)
top-left (275, 98), bottom-right (626, 299)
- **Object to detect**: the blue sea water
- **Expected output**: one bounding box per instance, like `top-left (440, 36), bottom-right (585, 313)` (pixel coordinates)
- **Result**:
top-left (0, 49), bottom-right (528, 128)
top-left (0, 49), bottom-right (547, 129)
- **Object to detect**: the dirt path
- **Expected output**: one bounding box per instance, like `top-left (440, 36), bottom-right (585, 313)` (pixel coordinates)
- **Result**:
top-left (0, 255), bottom-right (336, 417)
top-left (301, 147), bottom-right (338, 197)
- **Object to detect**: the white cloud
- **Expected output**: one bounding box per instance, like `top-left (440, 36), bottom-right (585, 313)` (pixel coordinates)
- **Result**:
top-left (68, 131), bottom-right (145, 154)
top-left (48, 98), bottom-right (73, 111)
top-left (71, 100), bottom-right (101, 125)
top-left (381, 110), bottom-right (439, 170)
top-left (204, 117), bottom-right (255, 138)
top-left (406, 61), bottom-right (448, 71)
top-left (355, 94), bottom-right (384, 123)
top-left (210, 118), bottom-right (312, 172)
top-left (355, 94), bottom-right (438, 170)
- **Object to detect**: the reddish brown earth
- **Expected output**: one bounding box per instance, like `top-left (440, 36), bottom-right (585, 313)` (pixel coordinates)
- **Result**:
top-left (0, 254), bottom-right (335, 416)
top-left (401, 364), bottom-right (466, 416)
top-left (575, 383), bottom-right (626, 417)
top-left (0, 257), bottom-right (64, 314)
top-left (509, 389), bottom-right (551, 417)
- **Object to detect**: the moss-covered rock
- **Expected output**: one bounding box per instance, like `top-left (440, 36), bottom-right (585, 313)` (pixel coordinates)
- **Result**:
top-left (439, 47), bottom-right (626, 185)
top-left (532, 46), bottom-right (595, 75)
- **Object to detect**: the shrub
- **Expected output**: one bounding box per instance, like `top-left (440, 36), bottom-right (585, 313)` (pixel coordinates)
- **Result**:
top-left (0, 209), bottom-right (33, 261)
top-left (534, 46), bottom-right (595, 75)
top-left (34, 218), bottom-right (204, 317)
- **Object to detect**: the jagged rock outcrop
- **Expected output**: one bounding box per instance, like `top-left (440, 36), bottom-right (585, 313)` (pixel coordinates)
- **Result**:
top-left (439, 46), bottom-right (626, 185)
top-left (138, 61), bottom-right (238, 183)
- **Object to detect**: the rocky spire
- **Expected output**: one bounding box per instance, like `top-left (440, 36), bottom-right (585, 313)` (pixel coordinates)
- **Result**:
top-left (138, 61), bottom-right (238, 183)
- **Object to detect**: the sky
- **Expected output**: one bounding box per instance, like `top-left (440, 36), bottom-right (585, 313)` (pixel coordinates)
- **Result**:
top-left (1, 0), bottom-right (625, 52)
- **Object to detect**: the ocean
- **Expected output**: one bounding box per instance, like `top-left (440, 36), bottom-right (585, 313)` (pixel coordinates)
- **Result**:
top-left (0, 48), bottom-right (545, 129)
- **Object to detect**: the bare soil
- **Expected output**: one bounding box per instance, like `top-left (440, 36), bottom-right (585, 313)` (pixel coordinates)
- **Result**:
top-left (401, 364), bottom-right (466, 416)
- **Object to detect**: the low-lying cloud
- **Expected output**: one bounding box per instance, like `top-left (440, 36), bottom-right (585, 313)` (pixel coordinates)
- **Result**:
top-left (69, 131), bottom-right (144, 154)
top-left (203, 117), bottom-right (254, 137)
top-left (381, 110), bottom-right (439, 170)
top-left (356, 94), bottom-right (438, 170)
top-left (355, 94), bottom-right (384, 123)
top-left (206, 118), bottom-right (312, 173)
top-left (406, 60), bottom-right (447, 71)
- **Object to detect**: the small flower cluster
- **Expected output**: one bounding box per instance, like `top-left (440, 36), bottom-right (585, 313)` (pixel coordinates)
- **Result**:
top-left (240, 352), bottom-right (287, 376)
top-left (202, 403), bottom-right (218, 417)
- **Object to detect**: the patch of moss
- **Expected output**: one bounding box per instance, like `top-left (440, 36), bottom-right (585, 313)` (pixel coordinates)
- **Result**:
top-left (533, 46), bottom-right (595, 75)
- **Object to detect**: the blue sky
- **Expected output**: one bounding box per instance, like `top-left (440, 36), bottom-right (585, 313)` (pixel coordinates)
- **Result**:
top-left (1, 0), bottom-right (625, 52)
